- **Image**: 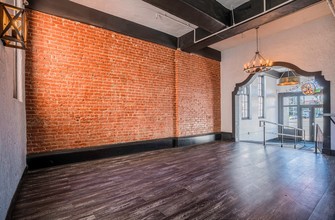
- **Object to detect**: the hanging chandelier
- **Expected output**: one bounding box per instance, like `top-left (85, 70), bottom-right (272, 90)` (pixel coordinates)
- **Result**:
top-left (277, 69), bottom-right (300, 86)
top-left (244, 27), bottom-right (272, 74)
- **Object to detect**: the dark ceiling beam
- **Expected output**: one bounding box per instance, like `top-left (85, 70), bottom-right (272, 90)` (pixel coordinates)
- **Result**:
top-left (27, 0), bottom-right (177, 49)
top-left (233, 0), bottom-right (289, 24)
top-left (143, 0), bottom-right (231, 33)
top-left (193, 47), bottom-right (221, 62)
top-left (266, 0), bottom-right (292, 9)
top-left (27, 0), bottom-right (221, 61)
top-left (233, 0), bottom-right (264, 24)
top-left (179, 0), bottom-right (322, 52)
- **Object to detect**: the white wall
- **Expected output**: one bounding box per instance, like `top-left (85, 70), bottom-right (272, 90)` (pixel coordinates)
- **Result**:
top-left (0, 1), bottom-right (26, 219)
top-left (220, 11), bottom-right (335, 149)
top-left (0, 45), bottom-right (26, 220)
top-left (237, 75), bottom-right (278, 142)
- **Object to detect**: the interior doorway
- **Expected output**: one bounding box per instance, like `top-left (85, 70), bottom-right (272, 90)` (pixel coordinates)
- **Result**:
top-left (279, 93), bottom-right (324, 142)
top-left (232, 62), bottom-right (331, 153)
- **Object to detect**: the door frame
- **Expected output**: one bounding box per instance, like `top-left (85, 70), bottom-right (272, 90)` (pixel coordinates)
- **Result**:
top-left (232, 61), bottom-right (331, 154)
top-left (278, 92), bottom-right (323, 142)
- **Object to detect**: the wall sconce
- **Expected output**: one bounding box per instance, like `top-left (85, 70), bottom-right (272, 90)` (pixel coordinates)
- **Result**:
top-left (0, 2), bottom-right (27, 49)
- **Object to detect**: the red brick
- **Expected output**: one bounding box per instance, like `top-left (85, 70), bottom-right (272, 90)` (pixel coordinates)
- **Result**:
top-left (25, 10), bottom-right (221, 154)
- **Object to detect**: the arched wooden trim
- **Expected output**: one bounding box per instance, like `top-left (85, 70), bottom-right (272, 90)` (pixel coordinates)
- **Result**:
top-left (232, 74), bottom-right (255, 97)
top-left (272, 61), bottom-right (321, 77)
top-left (231, 73), bottom-right (256, 142)
top-left (231, 62), bottom-right (331, 153)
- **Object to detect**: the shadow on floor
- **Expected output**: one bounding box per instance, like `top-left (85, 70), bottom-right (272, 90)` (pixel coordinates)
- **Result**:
top-left (241, 139), bottom-right (317, 152)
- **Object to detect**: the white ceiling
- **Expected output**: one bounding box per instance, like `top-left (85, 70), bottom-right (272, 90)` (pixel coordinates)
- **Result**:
top-left (69, 0), bottom-right (250, 37)
top-left (216, 0), bottom-right (249, 9)
top-left (70, 0), bottom-right (197, 37)
top-left (70, 0), bottom-right (331, 51)
top-left (210, 1), bottom-right (331, 51)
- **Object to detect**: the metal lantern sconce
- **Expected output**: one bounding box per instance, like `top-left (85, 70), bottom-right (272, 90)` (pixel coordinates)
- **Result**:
top-left (0, 2), bottom-right (27, 49)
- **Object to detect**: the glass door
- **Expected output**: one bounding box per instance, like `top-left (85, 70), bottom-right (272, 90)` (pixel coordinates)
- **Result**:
top-left (279, 93), bottom-right (324, 142)
top-left (300, 95), bottom-right (323, 142)
top-left (301, 107), bottom-right (312, 141)
top-left (314, 107), bottom-right (324, 131)
top-left (280, 96), bottom-right (298, 139)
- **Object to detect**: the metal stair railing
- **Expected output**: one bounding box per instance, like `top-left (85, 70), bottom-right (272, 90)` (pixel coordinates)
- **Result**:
top-left (323, 113), bottom-right (335, 124)
top-left (259, 120), bottom-right (305, 149)
top-left (315, 124), bottom-right (323, 154)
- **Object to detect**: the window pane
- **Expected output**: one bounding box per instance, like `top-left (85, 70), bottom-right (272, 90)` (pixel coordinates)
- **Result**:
top-left (301, 107), bottom-right (311, 140)
top-left (315, 107), bottom-right (323, 129)
top-left (258, 76), bottom-right (264, 118)
top-left (300, 94), bottom-right (323, 105)
top-left (258, 76), bottom-right (264, 97)
top-left (283, 96), bottom-right (297, 105)
top-left (240, 86), bottom-right (250, 119)
top-left (258, 97), bottom-right (263, 118)
top-left (283, 106), bottom-right (298, 128)
top-left (241, 94), bottom-right (249, 119)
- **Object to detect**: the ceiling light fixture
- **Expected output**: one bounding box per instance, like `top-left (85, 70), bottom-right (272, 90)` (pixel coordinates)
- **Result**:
top-left (0, 2), bottom-right (27, 49)
top-left (277, 69), bottom-right (300, 86)
top-left (244, 27), bottom-right (272, 74)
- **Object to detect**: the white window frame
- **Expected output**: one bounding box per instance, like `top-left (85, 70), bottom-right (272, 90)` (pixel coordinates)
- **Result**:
top-left (240, 86), bottom-right (250, 120)
top-left (258, 76), bottom-right (265, 118)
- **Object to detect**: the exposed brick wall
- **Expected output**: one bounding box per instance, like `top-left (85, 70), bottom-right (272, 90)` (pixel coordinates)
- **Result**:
top-left (175, 50), bottom-right (221, 137)
top-left (25, 10), bottom-right (220, 154)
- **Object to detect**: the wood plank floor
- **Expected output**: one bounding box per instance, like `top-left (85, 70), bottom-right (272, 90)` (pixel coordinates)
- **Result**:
top-left (12, 141), bottom-right (335, 220)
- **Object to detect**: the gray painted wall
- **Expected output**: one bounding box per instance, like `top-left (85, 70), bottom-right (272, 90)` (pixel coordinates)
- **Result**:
top-left (0, 1), bottom-right (27, 215)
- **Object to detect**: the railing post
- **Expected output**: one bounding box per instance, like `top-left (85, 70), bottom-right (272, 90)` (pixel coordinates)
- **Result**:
top-left (303, 130), bottom-right (306, 147)
top-left (263, 121), bottom-right (266, 147)
top-left (314, 123), bottom-right (318, 154)
top-left (315, 126), bottom-right (318, 154)
top-left (294, 129), bottom-right (297, 149)
top-left (281, 126), bottom-right (284, 147)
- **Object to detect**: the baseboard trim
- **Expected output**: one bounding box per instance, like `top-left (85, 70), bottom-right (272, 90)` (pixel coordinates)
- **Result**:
top-left (27, 132), bottom-right (224, 170)
top-left (6, 167), bottom-right (28, 220)
top-left (322, 148), bottom-right (331, 155)
top-left (322, 148), bottom-right (335, 156)
top-left (175, 132), bottom-right (222, 147)
top-left (221, 132), bottom-right (234, 141)
top-left (27, 138), bottom-right (174, 170)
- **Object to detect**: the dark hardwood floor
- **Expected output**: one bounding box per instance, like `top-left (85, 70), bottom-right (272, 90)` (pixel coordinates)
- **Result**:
top-left (12, 141), bottom-right (335, 220)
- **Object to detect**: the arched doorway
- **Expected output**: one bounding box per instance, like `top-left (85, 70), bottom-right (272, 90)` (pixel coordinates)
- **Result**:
top-left (232, 62), bottom-right (331, 153)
